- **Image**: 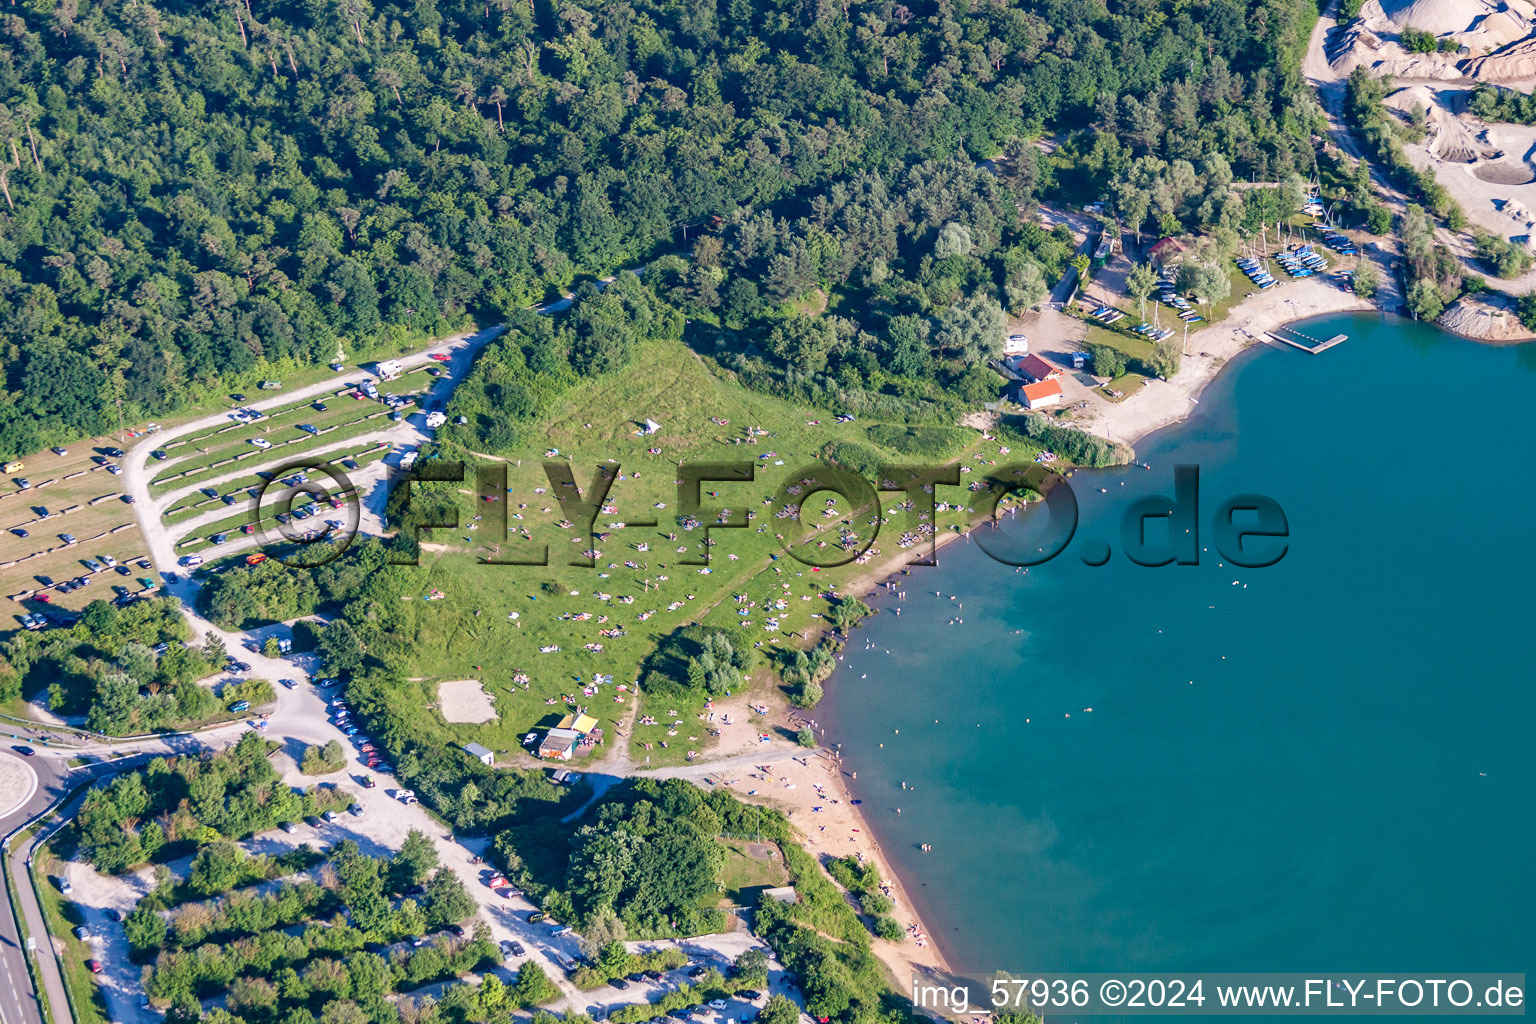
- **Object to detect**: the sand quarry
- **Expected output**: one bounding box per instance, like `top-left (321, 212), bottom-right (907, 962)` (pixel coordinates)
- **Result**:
top-left (1322, 0), bottom-right (1536, 246)
top-left (437, 678), bottom-right (499, 723)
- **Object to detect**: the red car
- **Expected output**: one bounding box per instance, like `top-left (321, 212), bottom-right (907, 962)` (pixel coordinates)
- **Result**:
top-left (429, 352), bottom-right (451, 362)
top-left (34, 593), bottom-right (50, 603)
top-left (86, 959), bottom-right (103, 974)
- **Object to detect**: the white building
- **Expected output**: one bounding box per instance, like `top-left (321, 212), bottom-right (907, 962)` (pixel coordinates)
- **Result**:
top-left (1020, 379), bottom-right (1064, 410)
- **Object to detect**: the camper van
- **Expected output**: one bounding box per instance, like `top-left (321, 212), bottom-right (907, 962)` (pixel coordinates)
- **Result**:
top-left (2, 461), bottom-right (23, 473)
top-left (259, 380), bottom-right (282, 390)
top-left (424, 411), bottom-right (447, 428)
top-left (375, 359), bottom-right (404, 379)
top-left (399, 451), bottom-right (418, 470)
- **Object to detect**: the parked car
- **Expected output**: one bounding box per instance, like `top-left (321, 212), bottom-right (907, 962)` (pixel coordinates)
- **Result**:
top-left (281, 822), bottom-right (299, 834)
top-left (10, 528), bottom-right (26, 538)
top-left (348, 803), bottom-right (363, 816)
top-left (708, 1001), bottom-right (728, 1010)
top-left (83, 559), bottom-right (102, 571)
top-left (51, 446), bottom-right (68, 455)
top-left (609, 978), bottom-right (631, 991)
top-left (151, 449), bottom-right (167, 460)
top-left (61, 533), bottom-right (77, 545)
top-left (106, 465), bottom-right (122, 475)
top-left (361, 775), bottom-right (375, 788)
top-left (86, 959), bottom-right (103, 974)
top-left (322, 810), bottom-right (338, 822)
top-left (313, 401), bottom-right (328, 411)
top-left (106, 447), bottom-right (124, 457)
top-left (101, 555), bottom-right (117, 566)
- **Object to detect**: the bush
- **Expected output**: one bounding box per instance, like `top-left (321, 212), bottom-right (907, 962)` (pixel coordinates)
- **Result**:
top-left (873, 916), bottom-right (904, 941)
top-left (796, 728), bottom-right (817, 748)
top-left (1474, 230), bottom-right (1534, 279)
top-left (1399, 27), bottom-right (1437, 53)
top-left (300, 740), bottom-right (346, 775)
top-left (999, 414), bottom-right (1131, 468)
top-left (222, 677), bottom-right (275, 710)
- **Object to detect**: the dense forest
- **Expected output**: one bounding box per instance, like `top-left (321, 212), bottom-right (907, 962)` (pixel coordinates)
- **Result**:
top-left (0, 0), bottom-right (1321, 458)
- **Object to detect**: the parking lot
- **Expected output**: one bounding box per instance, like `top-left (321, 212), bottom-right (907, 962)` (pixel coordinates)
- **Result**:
top-left (1, 440), bottom-right (155, 628)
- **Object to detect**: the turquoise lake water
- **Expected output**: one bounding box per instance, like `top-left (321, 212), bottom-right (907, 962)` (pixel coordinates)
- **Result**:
top-left (824, 313), bottom-right (1534, 989)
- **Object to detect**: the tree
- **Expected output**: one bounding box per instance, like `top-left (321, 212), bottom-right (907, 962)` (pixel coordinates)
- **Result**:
top-left (1003, 262), bottom-right (1046, 314)
top-left (796, 727), bottom-right (816, 748)
top-left (423, 868), bottom-right (475, 928)
top-left (734, 948), bottom-right (769, 980)
top-left (933, 222), bottom-right (973, 258)
top-left (1125, 262), bottom-right (1158, 318)
top-left (1148, 339), bottom-right (1182, 380)
top-left (758, 994), bottom-right (800, 1024)
top-left (1365, 204), bottom-right (1393, 235)
top-left (511, 961), bottom-right (557, 1007)
top-left (390, 829), bottom-right (439, 891)
top-left (934, 293), bottom-right (1005, 365)
top-left (1407, 278), bottom-right (1446, 321)
top-left (1352, 261), bottom-right (1380, 299)
top-left (1089, 344), bottom-right (1127, 379)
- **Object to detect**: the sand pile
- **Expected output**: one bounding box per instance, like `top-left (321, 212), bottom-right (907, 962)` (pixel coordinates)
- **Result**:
top-left (1336, 0), bottom-right (1536, 86)
top-left (1437, 293), bottom-right (1536, 340)
top-left (1386, 84), bottom-right (1504, 159)
top-left (1377, 0), bottom-right (1506, 35)
top-left (1461, 35), bottom-right (1536, 83)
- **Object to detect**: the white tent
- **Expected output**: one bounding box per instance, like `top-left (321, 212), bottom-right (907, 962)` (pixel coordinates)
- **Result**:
top-left (641, 418), bottom-right (662, 434)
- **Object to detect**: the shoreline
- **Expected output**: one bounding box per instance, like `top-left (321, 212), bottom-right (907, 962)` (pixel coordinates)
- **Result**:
top-left (1079, 277), bottom-right (1378, 449)
top-left (696, 291), bottom-right (1517, 1003)
top-left (733, 287), bottom-right (1382, 995)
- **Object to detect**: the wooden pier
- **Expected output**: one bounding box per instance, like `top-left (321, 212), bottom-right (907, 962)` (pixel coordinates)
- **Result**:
top-left (1269, 324), bottom-right (1348, 353)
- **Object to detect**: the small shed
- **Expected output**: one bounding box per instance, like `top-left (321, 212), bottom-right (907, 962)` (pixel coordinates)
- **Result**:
top-left (1020, 379), bottom-right (1064, 410)
top-left (539, 728), bottom-right (581, 760)
top-left (462, 741), bottom-right (495, 766)
top-left (762, 886), bottom-right (799, 904)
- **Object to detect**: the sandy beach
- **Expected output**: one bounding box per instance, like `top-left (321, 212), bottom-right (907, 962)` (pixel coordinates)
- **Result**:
top-left (688, 694), bottom-right (954, 989)
top-left (1080, 276), bottom-right (1377, 447)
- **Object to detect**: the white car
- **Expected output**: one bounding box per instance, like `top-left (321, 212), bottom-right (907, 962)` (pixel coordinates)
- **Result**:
top-left (709, 1000), bottom-right (728, 1010)
top-left (249, 438), bottom-right (273, 449)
